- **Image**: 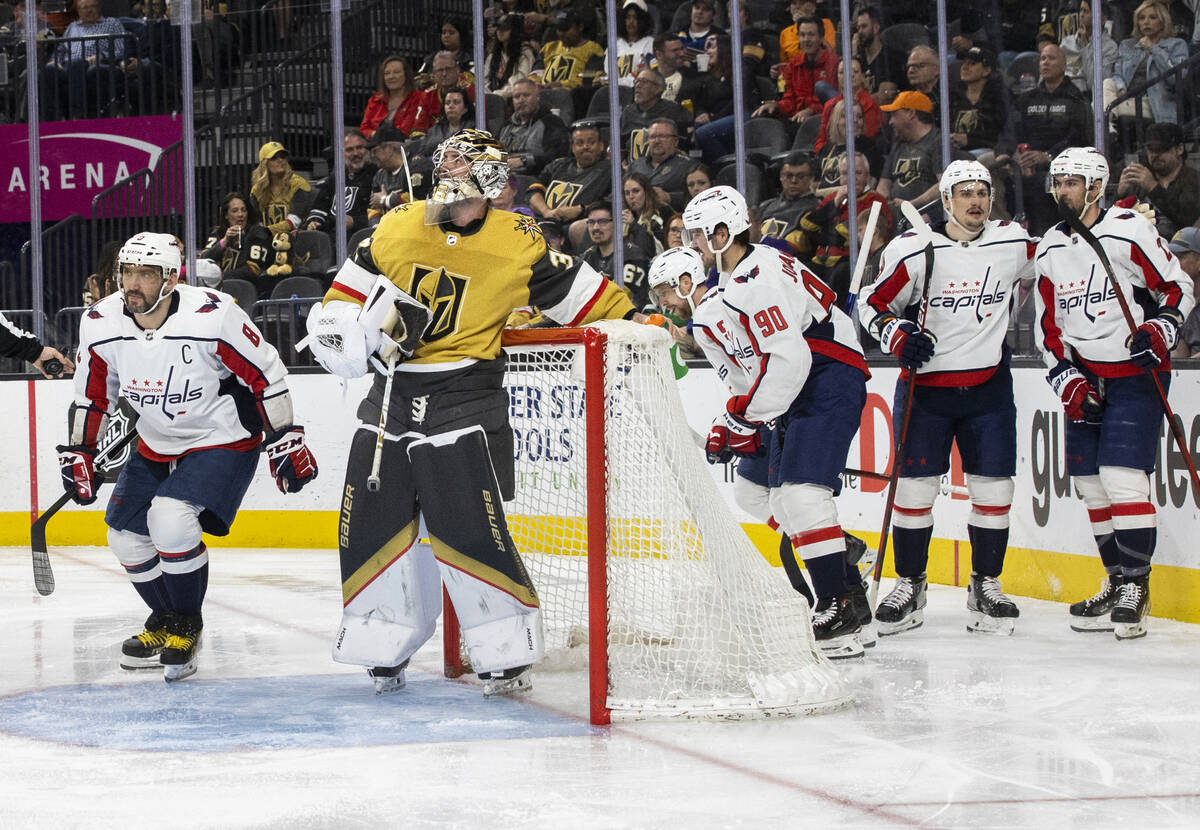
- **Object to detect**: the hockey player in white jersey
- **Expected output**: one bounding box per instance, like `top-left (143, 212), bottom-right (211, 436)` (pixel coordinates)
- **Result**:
top-left (860, 160), bottom-right (1037, 636)
top-left (1035, 147), bottom-right (1194, 639)
top-left (60, 232), bottom-right (318, 681)
top-left (680, 186), bottom-right (871, 658)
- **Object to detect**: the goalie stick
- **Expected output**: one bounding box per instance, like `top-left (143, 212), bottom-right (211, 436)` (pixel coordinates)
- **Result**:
top-left (32, 425), bottom-right (139, 596)
top-left (1057, 204), bottom-right (1200, 500)
top-left (869, 200), bottom-right (934, 609)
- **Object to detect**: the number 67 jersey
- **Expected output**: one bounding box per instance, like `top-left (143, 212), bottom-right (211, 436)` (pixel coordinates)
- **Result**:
top-left (693, 244), bottom-right (868, 423)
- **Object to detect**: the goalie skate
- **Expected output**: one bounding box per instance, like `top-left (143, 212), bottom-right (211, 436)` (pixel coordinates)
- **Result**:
top-left (1069, 575), bottom-right (1124, 632)
top-left (368, 661), bottom-right (409, 695)
top-left (876, 575), bottom-right (927, 636)
top-left (120, 611), bottom-right (170, 670)
top-left (480, 665), bottom-right (533, 697)
top-left (1111, 576), bottom-right (1150, 641)
top-left (161, 615), bottom-right (203, 683)
top-left (966, 574), bottom-right (1019, 636)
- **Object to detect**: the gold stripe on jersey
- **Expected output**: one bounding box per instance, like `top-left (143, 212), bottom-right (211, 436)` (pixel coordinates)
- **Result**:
top-left (341, 519), bottom-right (419, 605)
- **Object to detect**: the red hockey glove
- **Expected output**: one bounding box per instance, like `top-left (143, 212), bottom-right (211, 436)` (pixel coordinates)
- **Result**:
top-left (1127, 315), bottom-right (1179, 370)
top-left (1047, 361), bottom-right (1103, 424)
top-left (705, 396), bottom-right (763, 464)
top-left (265, 426), bottom-right (318, 494)
top-left (880, 317), bottom-right (936, 370)
top-left (57, 444), bottom-right (98, 505)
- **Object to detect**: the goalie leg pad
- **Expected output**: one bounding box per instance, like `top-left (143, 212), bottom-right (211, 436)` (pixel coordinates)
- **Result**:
top-left (332, 428), bottom-right (442, 668)
top-left (408, 426), bottom-right (544, 674)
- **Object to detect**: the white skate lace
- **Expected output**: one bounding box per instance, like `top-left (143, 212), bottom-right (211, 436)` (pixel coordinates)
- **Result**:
top-left (881, 579), bottom-right (915, 610)
top-left (978, 577), bottom-right (1009, 604)
top-left (812, 604), bottom-right (838, 626)
top-left (1083, 580), bottom-right (1117, 608)
top-left (1114, 582), bottom-right (1143, 611)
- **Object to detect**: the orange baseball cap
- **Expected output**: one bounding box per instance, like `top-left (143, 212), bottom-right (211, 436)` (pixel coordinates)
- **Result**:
top-left (880, 90), bottom-right (933, 113)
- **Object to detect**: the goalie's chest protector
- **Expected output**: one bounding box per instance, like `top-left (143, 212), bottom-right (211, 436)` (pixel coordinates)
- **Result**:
top-left (367, 205), bottom-right (547, 365)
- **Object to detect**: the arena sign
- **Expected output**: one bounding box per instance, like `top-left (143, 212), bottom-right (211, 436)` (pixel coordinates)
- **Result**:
top-left (0, 115), bottom-right (183, 222)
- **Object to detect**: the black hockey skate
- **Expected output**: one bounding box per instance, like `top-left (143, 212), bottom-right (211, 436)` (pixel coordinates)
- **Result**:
top-left (966, 574), bottom-right (1019, 635)
top-left (480, 665), bottom-right (533, 697)
top-left (120, 610), bottom-right (170, 670)
top-left (847, 580), bottom-right (876, 648)
top-left (876, 575), bottom-right (927, 636)
top-left (812, 592), bottom-right (864, 659)
top-left (368, 661), bottom-right (409, 695)
top-left (161, 613), bottom-right (203, 683)
top-left (1068, 574), bottom-right (1125, 632)
top-left (1111, 575), bottom-right (1150, 641)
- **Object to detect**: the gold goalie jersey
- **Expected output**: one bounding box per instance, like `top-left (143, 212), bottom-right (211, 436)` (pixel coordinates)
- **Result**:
top-left (323, 203), bottom-right (635, 368)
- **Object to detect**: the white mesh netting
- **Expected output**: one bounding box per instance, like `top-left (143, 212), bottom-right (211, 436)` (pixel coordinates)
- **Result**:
top-left (500, 320), bottom-right (848, 719)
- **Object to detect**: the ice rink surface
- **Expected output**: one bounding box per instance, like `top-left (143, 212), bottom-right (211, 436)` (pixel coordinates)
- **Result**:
top-left (1, 545), bottom-right (1198, 830)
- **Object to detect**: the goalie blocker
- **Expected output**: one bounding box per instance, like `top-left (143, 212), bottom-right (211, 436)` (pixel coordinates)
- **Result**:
top-left (333, 367), bottom-right (542, 679)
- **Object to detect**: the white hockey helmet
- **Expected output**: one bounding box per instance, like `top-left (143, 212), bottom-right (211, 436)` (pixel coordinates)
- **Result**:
top-left (939, 159), bottom-right (992, 204)
top-left (1049, 146), bottom-right (1109, 195)
top-left (117, 232), bottom-right (182, 277)
top-left (429, 128), bottom-right (510, 207)
top-left (682, 185), bottom-right (750, 255)
top-left (648, 246), bottom-right (707, 313)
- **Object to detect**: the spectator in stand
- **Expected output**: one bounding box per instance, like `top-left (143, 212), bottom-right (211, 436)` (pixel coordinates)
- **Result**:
top-left (409, 87), bottom-right (475, 159)
top-left (609, 0), bottom-right (655, 88)
top-left (304, 129), bottom-right (378, 240)
top-left (621, 69), bottom-right (693, 160)
top-left (664, 212), bottom-right (686, 248)
top-left (949, 46), bottom-right (1008, 154)
top-left (814, 58), bottom-right (882, 155)
top-left (491, 174), bottom-right (533, 214)
top-left (677, 0), bottom-right (724, 55)
top-left (360, 56), bottom-right (431, 140)
top-left (1115, 122), bottom-right (1200, 237)
top-left (41, 0), bottom-right (129, 119)
top-left (779, 0), bottom-right (836, 60)
top-left (652, 33), bottom-right (696, 106)
top-left (414, 50), bottom-right (477, 126)
top-left (528, 122), bottom-right (612, 251)
top-left (85, 241), bottom-right (123, 306)
top-left (996, 41), bottom-right (1092, 233)
top-left (628, 117), bottom-right (693, 212)
top-left (622, 171), bottom-right (674, 254)
top-left (685, 161), bottom-right (714, 198)
top-left (903, 45), bottom-right (941, 118)
top-left (1107, 0), bottom-right (1188, 125)
top-left (580, 202), bottom-right (652, 310)
top-left (499, 79), bottom-right (570, 176)
top-left (815, 98), bottom-right (884, 189)
top-left (852, 5), bottom-right (903, 106)
top-left (249, 141), bottom-right (313, 237)
top-left (201, 192), bottom-right (273, 292)
top-left (753, 17), bottom-right (837, 125)
top-left (539, 10), bottom-right (604, 91)
top-left (694, 34), bottom-right (765, 164)
top-left (1168, 227), bottom-right (1200, 358)
top-left (757, 152), bottom-right (820, 253)
top-left (484, 13), bottom-right (538, 100)
top-left (419, 17), bottom-right (474, 77)
top-left (367, 125), bottom-right (416, 224)
top-left (1062, 0), bottom-right (1118, 94)
top-left (877, 90), bottom-right (944, 212)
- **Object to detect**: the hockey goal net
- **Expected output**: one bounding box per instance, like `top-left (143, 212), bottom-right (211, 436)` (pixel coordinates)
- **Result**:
top-left (443, 320), bottom-right (847, 723)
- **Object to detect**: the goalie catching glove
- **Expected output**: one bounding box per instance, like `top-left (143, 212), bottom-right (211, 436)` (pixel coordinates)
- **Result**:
top-left (57, 444), bottom-right (98, 505)
top-left (357, 275), bottom-right (432, 371)
top-left (1047, 360), bottom-right (1103, 424)
top-left (1126, 311), bottom-right (1181, 370)
top-left (265, 426), bottom-right (318, 493)
top-left (880, 317), bottom-right (936, 370)
top-left (705, 395), bottom-right (763, 464)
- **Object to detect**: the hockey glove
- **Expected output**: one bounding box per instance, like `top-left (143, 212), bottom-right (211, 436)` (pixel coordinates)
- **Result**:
top-left (1047, 361), bottom-right (1103, 424)
top-left (57, 444), bottom-right (98, 505)
top-left (880, 318), bottom-right (936, 370)
top-left (1127, 314), bottom-right (1180, 370)
top-left (705, 395), bottom-right (763, 464)
top-left (265, 426), bottom-right (318, 494)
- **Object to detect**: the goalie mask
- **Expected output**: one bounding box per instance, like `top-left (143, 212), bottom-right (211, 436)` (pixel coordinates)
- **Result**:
top-left (648, 246), bottom-right (708, 317)
top-left (117, 232), bottom-right (181, 315)
top-left (427, 128), bottom-right (509, 223)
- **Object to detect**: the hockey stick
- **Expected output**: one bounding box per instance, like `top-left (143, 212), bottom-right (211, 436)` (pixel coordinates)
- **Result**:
top-left (844, 200), bottom-right (882, 317)
top-left (868, 200), bottom-right (935, 609)
top-left (844, 467), bottom-right (968, 498)
top-left (1058, 205), bottom-right (1200, 500)
top-left (367, 351), bottom-right (398, 492)
top-left (32, 426), bottom-right (139, 596)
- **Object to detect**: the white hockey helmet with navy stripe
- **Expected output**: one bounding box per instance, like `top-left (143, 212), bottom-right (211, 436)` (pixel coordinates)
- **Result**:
top-left (683, 185), bottom-right (750, 255)
top-left (1050, 146), bottom-right (1109, 194)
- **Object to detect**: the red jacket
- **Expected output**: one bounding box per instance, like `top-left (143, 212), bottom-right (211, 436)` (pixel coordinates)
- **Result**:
top-left (359, 90), bottom-right (433, 139)
top-left (777, 45), bottom-right (839, 117)
top-left (813, 88), bottom-right (883, 153)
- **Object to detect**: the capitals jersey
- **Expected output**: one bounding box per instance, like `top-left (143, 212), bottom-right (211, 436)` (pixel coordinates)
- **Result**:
top-left (692, 243), bottom-right (866, 424)
top-left (324, 202), bottom-right (634, 371)
top-left (1035, 207), bottom-right (1195, 377)
top-left (863, 219), bottom-right (1036, 386)
top-left (72, 285), bottom-right (289, 460)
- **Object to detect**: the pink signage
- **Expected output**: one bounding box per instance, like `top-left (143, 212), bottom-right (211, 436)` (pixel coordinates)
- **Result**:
top-left (1, 115), bottom-right (184, 223)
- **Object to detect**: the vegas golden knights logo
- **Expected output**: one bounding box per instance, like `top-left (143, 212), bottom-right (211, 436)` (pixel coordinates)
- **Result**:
top-left (628, 128), bottom-right (649, 161)
top-left (760, 218), bottom-right (788, 239)
top-left (819, 153), bottom-right (840, 184)
top-left (617, 54), bottom-right (634, 80)
top-left (545, 180), bottom-right (583, 210)
top-left (543, 56), bottom-right (578, 85)
top-left (411, 264), bottom-right (469, 341)
top-left (952, 109), bottom-right (979, 136)
top-left (893, 156), bottom-right (923, 189)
